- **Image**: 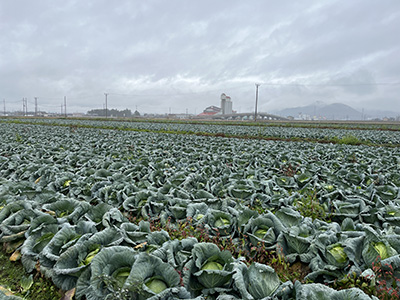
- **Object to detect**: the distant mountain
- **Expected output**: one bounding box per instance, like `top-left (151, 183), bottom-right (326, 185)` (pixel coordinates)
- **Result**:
top-left (362, 109), bottom-right (400, 119)
top-left (273, 102), bottom-right (363, 120)
top-left (318, 103), bottom-right (362, 120)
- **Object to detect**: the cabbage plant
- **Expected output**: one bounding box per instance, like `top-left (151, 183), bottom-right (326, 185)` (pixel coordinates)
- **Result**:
top-left (20, 214), bottom-right (59, 272)
top-left (233, 262), bottom-right (281, 300)
top-left (123, 252), bottom-right (188, 300)
top-left (203, 209), bottom-right (237, 237)
top-left (274, 207), bottom-right (302, 227)
top-left (375, 185), bottom-right (398, 201)
top-left (332, 198), bottom-right (368, 221)
top-left (167, 198), bottom-right (191, 221)
top-left (101, 207), bottom-right (128, 228)
top-left (236, 206), bottom-right (258, 232)
top-left (362, 226), bottom-right (398, 267)
top-left (362, 241), bottom-right (397, 267)
top-left (186, 202), bottom-right (209, 224)
top-left (120, 221), bottom-right (151, 246)
top-left (52, 227), bottom-right (124, 290)
top-left (378, 203), bottom-right (400, 226)
top-left (295, 172), bottom-right (314, 187)
top-left (141, 193), bottom-right (169, 220)
top-left (40, 222), bottom-right (94, 278)
top-left (243, 213), bottom-right (284, 248)
top-left (294, 280), bottom-right (377, 300)
top-left (76, 246), bottom-right (139, 300)
top-left (228, 180), bottom-right (256, 199)
top-left (152, 238), bottom-right (197, 271)
top-left (42, 199), bottom-right (91, 223)
top-left (278, 220), bottom-right (316, 263)
top-left (0, 207), bottom-right (35, 243)
top-left (325, 243), bottom-right (349, 268)
top-left (82, 202), bottom-right (113, 226)
top-left (183, 243), bottom-right (234, 296)
top-left (274, 175), bottom-right (297, 189)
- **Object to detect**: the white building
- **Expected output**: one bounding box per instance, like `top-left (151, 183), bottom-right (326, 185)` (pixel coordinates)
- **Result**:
top-left (220, 93), bottom-right (233, 114)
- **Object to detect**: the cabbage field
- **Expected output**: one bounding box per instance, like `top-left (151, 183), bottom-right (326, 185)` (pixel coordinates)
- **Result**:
top-left (5, 118), bottom-right (400, 145)
top-left (1, 119), bottom-right (400, 299)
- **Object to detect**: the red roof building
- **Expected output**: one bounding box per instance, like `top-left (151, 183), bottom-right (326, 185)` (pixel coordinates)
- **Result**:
top-left (198, 105), bottom-right (221, 116)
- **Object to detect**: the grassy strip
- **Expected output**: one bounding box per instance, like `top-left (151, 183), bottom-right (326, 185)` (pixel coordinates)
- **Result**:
top-left (3, 119), bottom-right (399, 148)
top-left (2, 115), bottom-right (400, 131)
top-left (0, 249), bottom-right (61, 299)
top-left (3, 115), bottom-right (400, 132)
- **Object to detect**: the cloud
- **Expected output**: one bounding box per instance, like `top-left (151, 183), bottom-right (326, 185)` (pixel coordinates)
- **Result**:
top-left (0, 0), bottom-right (399, 114)
top-left (331, 69), bottom-right (377, 95)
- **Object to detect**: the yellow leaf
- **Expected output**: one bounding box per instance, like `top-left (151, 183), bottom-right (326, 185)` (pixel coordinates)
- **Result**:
top-left (0, 286), bottom-right (14, 296)
top-left (60, 288), bottom-right (75, 300)
top-left (134, 242), bottom-right (147, 249)
top-left (9, 250), bottom-right (21, 261)
top-left (45, 210), bottom-right (56, 216)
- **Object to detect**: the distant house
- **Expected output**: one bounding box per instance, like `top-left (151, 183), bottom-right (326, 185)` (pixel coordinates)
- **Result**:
top-left (199, 93), bottom-right (235, 117)
top-left (198, 105), bottom-right (221, 116)
top-left (169, 113), bottom-right (190, 119)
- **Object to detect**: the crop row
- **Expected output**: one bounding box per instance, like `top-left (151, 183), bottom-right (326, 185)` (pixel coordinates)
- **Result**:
top-left (2, 118), bottom-right (400, 145)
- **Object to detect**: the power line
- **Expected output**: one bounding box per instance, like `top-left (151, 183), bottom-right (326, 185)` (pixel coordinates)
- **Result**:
top-left (8, 100), bottom-right (21, 104)
top-left (2, 80), bottom-right (398, 108)
top-left (260, 82), bottom-right (400, 87)
top-left (22, 98), bottom-right (27, 116)
top-left (1, 79), bottom-right (398, 114)
top-left (104, 93), bottom-right (108, 118)
top-left (99, 81), bottom-right (400, 101)
top-left (64, 96), bottom-right (67, 117)
top-left (34, 97), bottom-right (38, 116)
top-left (254, 83), bottom-right (260, 122)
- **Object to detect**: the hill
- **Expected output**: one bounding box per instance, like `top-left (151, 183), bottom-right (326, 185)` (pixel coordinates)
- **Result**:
top-left (273, 102), bottom-right (362, 120)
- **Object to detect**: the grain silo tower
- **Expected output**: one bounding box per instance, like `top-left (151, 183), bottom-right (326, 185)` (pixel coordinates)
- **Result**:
top-left (225, 96), bottom-right (232, 114)
top-left (220, 93), bottom-right (227, 114)
top-left (220, 93), bottom-right (232, 115)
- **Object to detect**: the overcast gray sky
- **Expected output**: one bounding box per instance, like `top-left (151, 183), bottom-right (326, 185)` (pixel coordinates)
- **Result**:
top-left (1, 0), bottom-right (399, 114)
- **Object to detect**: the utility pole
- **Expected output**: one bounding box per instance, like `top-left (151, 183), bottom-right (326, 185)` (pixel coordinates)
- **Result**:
top-left (22, 98), bottom-right (26, 116)
top-left (64, 96), bottom-right (67, 117)
top-left (34, 97), bottom-right (38, 116)
top-left (254, 83), bottom-right (260, 122)
top-left (104, 93), bottom-right (108, 118)
top-left (3, 99), bottom-right (5, 116)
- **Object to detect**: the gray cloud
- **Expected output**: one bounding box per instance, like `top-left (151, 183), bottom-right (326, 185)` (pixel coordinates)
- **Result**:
top-left (0, 0), bottom-right (399, 114)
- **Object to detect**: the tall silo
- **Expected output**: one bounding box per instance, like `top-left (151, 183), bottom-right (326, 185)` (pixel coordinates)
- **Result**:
top-left (225, 96), bottom-right (232, 114)
top-left (220, 93), bottom-right (226, 114)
